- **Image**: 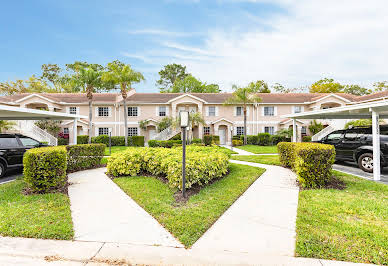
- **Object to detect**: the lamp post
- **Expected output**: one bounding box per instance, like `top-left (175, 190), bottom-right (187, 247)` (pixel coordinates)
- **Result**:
top-left (230, 127), bottom-right (233, 150)
top-left (180, 111), bottom-right (189, 198)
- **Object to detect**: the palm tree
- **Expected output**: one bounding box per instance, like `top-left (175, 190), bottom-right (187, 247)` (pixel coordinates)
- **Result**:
top-left (102, 61), bottom-right (145, 146)
top-left (224, 85), bottom-right (262, 145)
top-left (76, 67), bottom-right (103, 144)
top-left (0, 120), bottom-right (15, 133)
top-left (188, 112), bottom-right (205, 143)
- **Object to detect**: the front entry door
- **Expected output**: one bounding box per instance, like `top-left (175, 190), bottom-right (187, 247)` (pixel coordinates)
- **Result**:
top-left (219, 129), bottom-right (226, 145)
top-left (149, 129), bottom-right (156, 140)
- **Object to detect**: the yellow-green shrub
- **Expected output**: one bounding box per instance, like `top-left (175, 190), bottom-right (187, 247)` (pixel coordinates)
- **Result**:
top-left (294, 143), bottom-right (336, 188)
top-left (107, 146), bottom-right (229, 190)
top-left (277, 142), bottom-right (298, 168)
top-left (23, 146), bottom-right (67, 193)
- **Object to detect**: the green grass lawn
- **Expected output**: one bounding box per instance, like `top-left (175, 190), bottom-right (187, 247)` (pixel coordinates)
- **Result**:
top-left (104, 146), bottom-right (135, 155)
top-left (114, 163), bottom-right (265, 247)
top-left (296, 171), bottom-right (388, 265)
top-left (232, 155), bottom-right (281, 166)
top-left (0, 179), bottom-right (74, 240)
top-left (237, 145), bottom-right (278, 154)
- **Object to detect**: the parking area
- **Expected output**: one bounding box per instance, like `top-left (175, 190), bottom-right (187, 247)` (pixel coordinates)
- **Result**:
top-left (334, 161), bottom-right (388, 185)
top-left (0, 169), bottom-right (22, 185)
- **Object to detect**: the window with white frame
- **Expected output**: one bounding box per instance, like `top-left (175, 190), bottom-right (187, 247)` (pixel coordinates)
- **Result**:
top-left (264, 106), bottom-right (275, 116)
top-left (128, 107), bottom-right (138, 117)
top-left (98, 127), bottom-right (109, 136)
top-left (98, 107), bottom-right (109, 117)
top-left (203, 126), bottom-right (210, 135)
top-left (301, 126), bottom-right (307, 135)
top-left (63, 128), bottom-right (69, 134)
top-left (69, 107), bottom-right (77, 115)
top-left (264, 126), bottom-right (275, 135)
top-left (236, 126), bottom-right (244, 136)
top-left (294, 106), bottom-right (302, 113)
top-left (158, 106), bottom-right (166, 117)
top-left (127, 127), bottom-right (138, 136)
top-left (208, 106), bottom-right (216, 116)
top-left (236, 106), bottom-right (243, 116)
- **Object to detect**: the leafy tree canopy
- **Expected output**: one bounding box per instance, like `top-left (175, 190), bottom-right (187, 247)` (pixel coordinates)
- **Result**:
top-left (157, 63), bottom-right (189, 92)
top-left (247, 80), bottom-right (271, 93)
top-left (272, 83), bottom-right (304, 93)
top-left (170, 74), bottom-right (220, 93)
top-left (0, 75), bottom-right (57, 96)
top-left (373, 81), bottom-right (388, 91)
top-left (310, 78), bottom-right (372, 96)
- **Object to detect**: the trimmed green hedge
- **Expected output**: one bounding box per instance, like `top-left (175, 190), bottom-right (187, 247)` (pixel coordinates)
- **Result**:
top-left (91, 135), bottom-right (144, 147)
top-left (203, 135), bottom-right (219, 145)
top-left (77, 135), bottom-right (89, 144)
top-left (191, 138), bottom-right (202, 144)
top-left (277, 142), bottom-right (336, 188)
top-left (148, 139), bottom-right (182, 148)
top-left (66, 144), bottom-right (105, 172)
top-left (302, 136), bottom-right (312, 142)
top-left (23, 147), bottom-right (67, 193)
top-left (58, 138), bottom-right (69, 146)
top-left (107, 146), bottom-right (229, 190)
top-left (233, 139), bottom-right (243, 146)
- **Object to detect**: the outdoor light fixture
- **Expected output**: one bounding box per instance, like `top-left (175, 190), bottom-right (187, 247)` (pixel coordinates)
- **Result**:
top-left (179, 111), bottom-right (190, 198)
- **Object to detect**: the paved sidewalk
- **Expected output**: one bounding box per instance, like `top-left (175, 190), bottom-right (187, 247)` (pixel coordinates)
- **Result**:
top-left (68, 168), bottom-right (182, 247)
top-left (192, 159), bottom-right (299, 256)
top-left (221, 145), bottom-right (256, 155)
top-left (0, 236), bottom-right (372, 265)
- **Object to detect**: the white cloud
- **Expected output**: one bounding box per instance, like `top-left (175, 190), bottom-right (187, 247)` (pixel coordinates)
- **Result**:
top-left (158, 0), bottom-right (388, 90)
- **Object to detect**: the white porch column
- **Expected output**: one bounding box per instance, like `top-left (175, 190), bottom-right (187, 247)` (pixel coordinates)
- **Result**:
top-left (371, 109), bottom-right (381, 181)
top-left (73, 118), bottom-right (78, 145)
top-left (292, 119), bottom-right (297, 142)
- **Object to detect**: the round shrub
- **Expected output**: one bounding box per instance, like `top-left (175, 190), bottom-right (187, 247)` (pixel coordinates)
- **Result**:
top-left (23, 147), bottom-right (67, 193)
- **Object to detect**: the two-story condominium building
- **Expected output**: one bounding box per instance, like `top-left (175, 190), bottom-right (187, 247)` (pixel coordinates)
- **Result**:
top-left (0, 90), bottom-right (387, 145)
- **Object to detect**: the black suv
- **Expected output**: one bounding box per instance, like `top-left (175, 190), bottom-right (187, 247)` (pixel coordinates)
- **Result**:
top-left (0, 134), bottom-right (47, 178)
top-left (318, 126), bottom-right (388, 173)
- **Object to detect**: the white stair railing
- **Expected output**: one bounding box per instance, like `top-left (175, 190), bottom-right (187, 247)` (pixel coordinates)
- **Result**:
top-left (311, 125), bottom-right (335, 141)
top-left (151, 126), bottom-right (181, 141)
top-left (14, 120), bottom-right (58, 146)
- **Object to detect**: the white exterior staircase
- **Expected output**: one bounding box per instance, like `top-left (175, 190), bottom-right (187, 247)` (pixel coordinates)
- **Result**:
top-left (151, 126), bottom-right (181, 141)
top-left (10, 120), bottom-right (58, 146)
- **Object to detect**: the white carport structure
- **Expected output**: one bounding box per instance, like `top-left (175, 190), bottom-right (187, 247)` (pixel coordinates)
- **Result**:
top-left (0, 105), bottom-right (87, 145)
top-left (285, 100), bottom-right (388, 181)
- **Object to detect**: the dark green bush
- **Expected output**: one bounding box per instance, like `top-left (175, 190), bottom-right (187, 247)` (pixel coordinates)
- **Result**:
top-left (302, 136), bottom-right (312, 142)
top-left (111, 136), bottom-right (125, 146)
top-left (232, 135), bottom-right (241, 140)
top-left (91, 135), bottom-right (109, 145)
top-left (131, 136), bottom-right (145, 147)
top-left (147, 139), bottom-right (182, 148)
top-left (191, 138), bottom-right (202, 144)
top-left (170, 134), bottom-right (182, 140)
top-left (148, 140), bottom-right (158, 147)
top-left (257, 133), bottom-right (271, 146)
top-left (203, 135), bottom-right (213, 145)
top-left (23, 147), bottom-right (67, 193)
top-left (66, 144), bottom-right (106, 172)
top-left (241, 135), bottom-right (259, 145)
top-left (58, 138), bottom-right (69, 146)
top-left (271, 135), bottom-right (290, 145)
top-left (212, 135), bottom-right (220, 145)
top-left (294, 143), bottom-right (335, 188)
top-left (77, 135), bottom-right (89, 144)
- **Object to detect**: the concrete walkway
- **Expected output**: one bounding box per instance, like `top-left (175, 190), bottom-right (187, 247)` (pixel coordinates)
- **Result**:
top-left (221, 145), bottom-right (256, 155)
top-left (68, 168), bottom-right (182, 247)
top-left (192, 159), bottom-right (300, 256)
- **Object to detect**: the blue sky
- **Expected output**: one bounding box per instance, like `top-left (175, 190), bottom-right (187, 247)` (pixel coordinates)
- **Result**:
top-left (1, 0), bottom-right (387, 92)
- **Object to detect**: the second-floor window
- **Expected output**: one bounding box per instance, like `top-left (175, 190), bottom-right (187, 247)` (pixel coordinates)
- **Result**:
top-left (128, 127), bottom-right (138, 136)
top-left (98, 107), bottom-right (109, 117)
top-left (301, 126), bottom-right (307, 135)
top-left (128, 107), bottom-right (138, 117)
top-left (159, 106), bottom-right (166, 117)
top-left (69, 107), bottom-right (77, 114)
top-left (264, 106), bottom-right (275, 116)
top-left (294, 106), bottom-right (302, 113)
top-left (204, 127), bottom-right (210, 135)
top-left (208, 106), bottom-right (216, 116)
top-left (236, 107), bottom-right (243, 116)
top-left (98, 127), bottom-right (109, 136)
top-left (236, 126), bottom-right (244, 135)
